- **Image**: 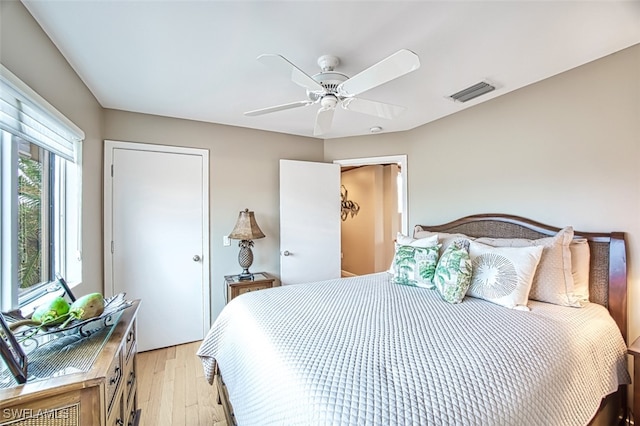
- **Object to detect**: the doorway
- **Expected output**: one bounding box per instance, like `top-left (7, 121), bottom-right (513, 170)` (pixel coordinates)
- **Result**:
top-left (104, 140), bottom-right (210, 352)
top-left (334, 155), bottom-right (407, 277)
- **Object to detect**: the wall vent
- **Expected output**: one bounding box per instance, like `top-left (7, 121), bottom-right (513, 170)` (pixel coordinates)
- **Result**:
top-left (449, 82), bottom-right (495, 103)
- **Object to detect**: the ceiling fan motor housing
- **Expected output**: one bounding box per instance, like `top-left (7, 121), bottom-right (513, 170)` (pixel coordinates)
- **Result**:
top-left (307, 71), bottom-right (349, 102)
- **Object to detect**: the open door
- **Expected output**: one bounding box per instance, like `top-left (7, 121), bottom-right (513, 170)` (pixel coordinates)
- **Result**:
top-left (279, 159), bottom-right (341, 285)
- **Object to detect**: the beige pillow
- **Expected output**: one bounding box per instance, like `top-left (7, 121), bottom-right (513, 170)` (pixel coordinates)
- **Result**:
top-left (475, 227), bottom-right (581, 307)
top-left (388, 232), bottom-right (439, 274)
top-left (570, 238), bottom-right (590, 302)
top-left (467, 241), bottom-right (544, 310)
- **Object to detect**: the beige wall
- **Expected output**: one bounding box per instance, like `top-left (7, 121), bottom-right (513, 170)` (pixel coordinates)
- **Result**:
top-left (1, 0), bottom-right (104, 297)
top-left (325, 44), bottom-right (640, 342)
top-left (103, 110), bottom-right (323, 318)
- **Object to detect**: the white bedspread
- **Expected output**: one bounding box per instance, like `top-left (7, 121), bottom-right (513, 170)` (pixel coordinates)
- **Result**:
top-left (197, 273), bottom-right (630, 426)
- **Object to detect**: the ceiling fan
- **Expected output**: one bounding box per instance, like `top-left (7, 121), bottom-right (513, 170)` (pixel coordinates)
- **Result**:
top-left (244, 49), bottom-right (421, 136)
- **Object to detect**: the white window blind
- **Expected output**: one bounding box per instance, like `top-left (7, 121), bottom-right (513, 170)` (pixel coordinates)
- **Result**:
top-left (0, 65), bottom-right (84, 161)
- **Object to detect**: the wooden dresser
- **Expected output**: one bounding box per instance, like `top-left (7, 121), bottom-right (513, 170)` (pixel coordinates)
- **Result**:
top-left (0, 300), bottom-right (141, 426)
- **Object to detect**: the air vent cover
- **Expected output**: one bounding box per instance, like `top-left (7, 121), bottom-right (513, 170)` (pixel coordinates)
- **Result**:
top-left (449, 82), bottom-right (495, 103)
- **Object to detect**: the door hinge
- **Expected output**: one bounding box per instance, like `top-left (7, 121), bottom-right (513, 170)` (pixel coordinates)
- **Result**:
top-left (111, 241), bottom-right (114, 253)
top-left (111, 164), bottom-right (114, 177)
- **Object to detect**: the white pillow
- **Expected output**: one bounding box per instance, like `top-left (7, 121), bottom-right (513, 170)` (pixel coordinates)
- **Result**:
top-left (413, 227), bottom-right (474, 253)
top-left (467, 241), bottom-right (544, 310)
top-left (475, 227), bottom-right (580, 307)
top-left (387, 233), bottom-right (439, 273)
top-left (570, 238), bottom-right (590, 302)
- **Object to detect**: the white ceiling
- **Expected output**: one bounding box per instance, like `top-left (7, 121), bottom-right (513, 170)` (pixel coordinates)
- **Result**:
top-left (22, 1), bottom-right (640, 140)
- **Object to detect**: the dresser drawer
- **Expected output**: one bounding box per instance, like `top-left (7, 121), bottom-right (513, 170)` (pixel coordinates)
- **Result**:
top-left (125, 391), bottom-right (139, 426)
top-left (124, 322), bottom-right (136, 362)
top-left (124, 345), bottom-right (137, 407)
top-left (237, 283), bottom-right (271, 296)
top-left (0, 392), bottom-right (81, 426)
top-left (107, 391), bottom-right (125, 426)
top-left (106, 347), bottom-right (123, 416)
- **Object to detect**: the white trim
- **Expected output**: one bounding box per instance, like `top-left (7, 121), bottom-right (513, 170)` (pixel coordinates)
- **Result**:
top-left (0, 132), bottom-right (18, 311)
top-left (103, 140), bottom-right (211, 331)
top-left (333, 155), bottom-right (408, 235)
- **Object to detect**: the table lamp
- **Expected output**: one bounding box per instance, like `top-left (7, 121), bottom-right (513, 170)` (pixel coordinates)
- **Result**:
top-left (228, 208), bottom-right (265, 280)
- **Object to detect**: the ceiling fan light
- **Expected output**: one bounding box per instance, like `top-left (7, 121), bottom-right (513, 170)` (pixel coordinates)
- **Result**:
top-left (320, 95), bottom-right (338, 109)
top-left (449, 82), bottom-right (495, 103)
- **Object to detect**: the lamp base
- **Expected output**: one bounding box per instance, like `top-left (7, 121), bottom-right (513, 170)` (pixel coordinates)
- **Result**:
top-left (237, 241), bottom-right (254, 281)
top-left (237, 270), bottom-right (254, 281)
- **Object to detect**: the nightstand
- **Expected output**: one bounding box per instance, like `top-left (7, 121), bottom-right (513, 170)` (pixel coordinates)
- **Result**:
top-left (628, 337), bottom-right (640, 418)
top-left (225, 272), bottom-right (276, 303)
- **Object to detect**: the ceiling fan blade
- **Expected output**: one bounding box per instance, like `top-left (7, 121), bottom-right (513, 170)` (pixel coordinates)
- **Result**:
top-left (341, 97), bottom-right (406, 120)
top-left (244, 100), bottom-right (312, 116)
top-left (337, 49), bottom-right (420, 97)
top-left (257, 54), bottom-right (326, 94)
top-left (313, 107), bottom-right (335, 136)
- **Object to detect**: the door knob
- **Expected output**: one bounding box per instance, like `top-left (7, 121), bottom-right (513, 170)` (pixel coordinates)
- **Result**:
top-left (283, 250), bottom-right (291, 256)
top-left (193, 255), bottom-right (201, 262)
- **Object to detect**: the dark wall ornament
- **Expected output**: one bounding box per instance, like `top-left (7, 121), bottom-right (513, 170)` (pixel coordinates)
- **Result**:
top-left (341, 185), bottom-right (360, 221)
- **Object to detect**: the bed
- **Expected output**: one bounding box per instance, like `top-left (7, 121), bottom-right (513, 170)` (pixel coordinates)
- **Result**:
top-left (198, 214), bottom-right (630, 425)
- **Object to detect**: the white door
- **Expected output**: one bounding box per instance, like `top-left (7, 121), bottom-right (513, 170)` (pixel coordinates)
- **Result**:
top-left (104, 141), bottom-right (210, 352)
top-left (279, 159), bottom-right (341, 285)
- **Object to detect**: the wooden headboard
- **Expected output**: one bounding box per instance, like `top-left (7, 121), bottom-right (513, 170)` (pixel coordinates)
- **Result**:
top-left (415, 214), bottom-right (628, 343)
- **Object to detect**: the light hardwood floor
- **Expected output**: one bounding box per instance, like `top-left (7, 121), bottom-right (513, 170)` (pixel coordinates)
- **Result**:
top-left (137, 340), bottom-right (227, 426)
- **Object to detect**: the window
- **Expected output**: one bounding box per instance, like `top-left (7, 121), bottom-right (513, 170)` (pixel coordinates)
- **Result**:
top-left (1, 65), bottom-right (84, 311)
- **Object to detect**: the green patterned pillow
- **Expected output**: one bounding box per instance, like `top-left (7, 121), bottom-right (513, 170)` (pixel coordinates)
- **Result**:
top-left (413, 246), bottom-right (440, 288)
top-left (434, 239), bottom-right (473, 303)
top-left (393, 245), bottom-right (440, 288)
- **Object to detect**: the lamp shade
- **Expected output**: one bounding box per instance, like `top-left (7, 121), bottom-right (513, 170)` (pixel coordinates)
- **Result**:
top-left (228, 209), bottom-right (265, 240)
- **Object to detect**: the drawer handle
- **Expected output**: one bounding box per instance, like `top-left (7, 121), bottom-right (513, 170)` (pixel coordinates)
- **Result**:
top-left (110, 366), bottom-right (121, 385)
top-left (116, 419), bottom-right (124, 426)
top-left (127, 371), bottom-right (135, 386)
top-left (126, 330), bottom-right (134, 343)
